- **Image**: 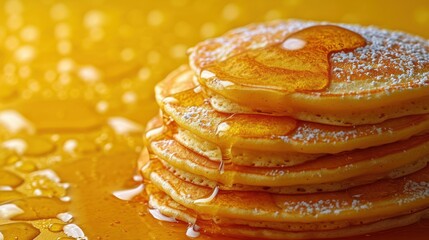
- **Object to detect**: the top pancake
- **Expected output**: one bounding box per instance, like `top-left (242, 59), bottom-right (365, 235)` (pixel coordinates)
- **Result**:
top-left (189, 19), bottom-right (429, 120)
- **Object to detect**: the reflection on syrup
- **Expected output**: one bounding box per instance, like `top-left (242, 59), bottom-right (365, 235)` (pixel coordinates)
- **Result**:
top-left (0, 170), bottom-right (23, 187)
top-left (201, 25), bottom-right (366, 92)
top-left (0, 223), bottom-right (40, 239)
top-left (214, 108), bottom-right (298, 163)
top-left (215, 113), bottom-right (297, 139)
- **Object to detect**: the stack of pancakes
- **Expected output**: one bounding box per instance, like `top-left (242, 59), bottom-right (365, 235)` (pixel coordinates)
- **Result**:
top-left (141, 20), bottom-right (429, 239)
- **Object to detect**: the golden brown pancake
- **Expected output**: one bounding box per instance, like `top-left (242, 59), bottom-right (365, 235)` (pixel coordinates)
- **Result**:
top-left (147, 115), bottom-right (323, 167)
top-left (157, 64), bottom-right (429, 126)
top-left (154, 65), bottom-right (197, 106)
top-left (206, 88), bottom-right (429, 126)
top-left (147, 133), bottom-right (429, 187)
top-left (142, 159), bottom-right (429, 223)
top-left (141, 149), bottom-right (429, 239)
top-left (161, 89), bottom-right (429, 154)
top-left (173, 127), bottom-right (323, 167)
top-left (148, 156), bottom-right (429, 194)
top-left (197, 211), bottom-right (429, 239)
top-left (188, 20), bottom-right (429, 125)
top-left (146, 182), bottom-right (429, 239)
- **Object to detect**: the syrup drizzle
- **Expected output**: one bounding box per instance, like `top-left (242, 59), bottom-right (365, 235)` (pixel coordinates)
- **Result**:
top-left (186, 224), bottom-right (201, 238)
top-left (193, 186), bottom-right (219, 204)
top-left (201, 25), bottom-right (367, 93)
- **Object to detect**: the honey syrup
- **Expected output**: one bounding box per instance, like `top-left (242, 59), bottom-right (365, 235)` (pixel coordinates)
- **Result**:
top-left (201, 25), bottom-right (366, 93)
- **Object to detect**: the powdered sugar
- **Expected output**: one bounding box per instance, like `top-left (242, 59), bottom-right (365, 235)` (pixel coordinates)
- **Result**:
top-left (280, 123), bottom-right (390, 144)
top-left (190, 19), bottom-right (429, 96)
top-left (280, 197), bottom-right (373, 217)
top-left (397, 180), bottom-right (429, 205)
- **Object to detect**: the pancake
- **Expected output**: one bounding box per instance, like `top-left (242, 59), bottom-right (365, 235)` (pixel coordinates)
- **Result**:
top-left (147, 115), bottom-right (323, 167)
top-left (146, 181), bottom-right (390, 231)
top-left (147, 133), bottom-right (429, 187)
top-left (148, 156), bottom-right (429, 194)
top-left (146, 183), bottom-right (429, 239)
top-left (157, 64), bottom-right (429, 126)
top-left (142, 159), bottom-right (429, 224)
top-left (161, 88), bottom-right (429, 154)
top-left (189, 20), bottom-right (429, 124)
top-left (206, 88), bottom-right (429, 126)
top-left (174, 127), bottom-right (323, 167)
top-left (154, 65), bottom-right (197, 106)
top-left (198, 211), bottom-right (429, 239)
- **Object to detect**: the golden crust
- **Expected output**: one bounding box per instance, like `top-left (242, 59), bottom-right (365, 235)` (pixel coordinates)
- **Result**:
top-left (142, 156), bottom-right (429, 223)
top-left (189, 20), bottom-right (429, 118)
top-left (146, 182), bottom-right (429, 239)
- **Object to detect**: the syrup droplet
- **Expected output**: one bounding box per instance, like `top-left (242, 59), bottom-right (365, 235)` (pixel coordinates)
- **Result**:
top-left (22, 136), bottom-right (56, 156)
top-left (0, 151), bottom-right (14, 166)
top-left (2, 136), bottom-right (55, 156)
top-left (0, 170), bottom-right (23, 187)
top-left (216, 114), bottom-right (297, 139)
top-left (0, 84), bottom-right (16, 100)
top-left (48, 223), bottom-right (65, 232)
top-left (10, 197), bottom-right (69, 220)
top-left (14, 160), bottom-right (37, 172)
top-left (0, 223), bottom-right (40, 240)
top-left (0, 190), bottom-right (24, 202)
top-left (2, 152), bottom-right (19, 166)
top-left (202, 25), bottom-right (366, 93)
